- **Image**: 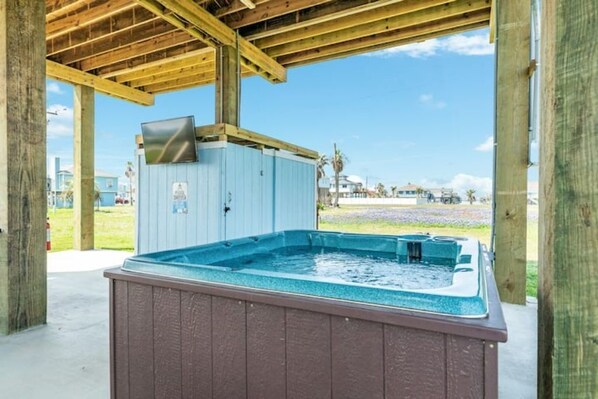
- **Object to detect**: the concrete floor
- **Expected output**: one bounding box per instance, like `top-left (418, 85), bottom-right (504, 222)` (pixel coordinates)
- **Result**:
top-left (0, 250), bottom-right (537, 398)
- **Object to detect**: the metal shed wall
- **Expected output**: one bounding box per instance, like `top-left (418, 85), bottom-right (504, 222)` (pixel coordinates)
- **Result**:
top-left (136, 143), bottom-right (316, 254)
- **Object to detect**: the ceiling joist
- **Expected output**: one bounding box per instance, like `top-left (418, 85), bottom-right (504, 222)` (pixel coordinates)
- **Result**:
top-left (134, 0), bottom-right (287, 83)
top-left (44, 0), bottom-right (491, 97)
top-left (266, 0), bottom-right (490, 57)
top-left (46, 60), bottom-right (155, 105)
top-left (255, 0), bottom-right (456, 49)
top-left (46, 0), bottom-right (136, 40)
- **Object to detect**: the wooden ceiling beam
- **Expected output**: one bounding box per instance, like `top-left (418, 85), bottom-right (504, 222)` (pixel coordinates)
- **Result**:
top-left (135, 0), bottom-right (286, 82)
top-left (241, 0), bottom-right (381, 39)
top-left (213, 0), bottom-right (269, 17)
top-left (46, 60), bottom-right (154, 105)
top-left (56, 23), bottom-right (179, 66)
top-left (488, 0), bottom-right (496, 43)
top-left (285, 20), bottom-right (488, 68)
top-left (79, 30), bottom-right (197, 71)
top-left (221, 0), bottom-right (333, 29)
top-left (266, 0), bottom-right (490, 57)
top-left (113, 51), bottom-right (214, 82)
top-left (46, 0), bottom-right (137, 40)
top-left (278, 10), bottom-right (490, 65)
top-left (129, 61), bottom-right (215, 87)
top-left (143, 72), bottom-right (215, 93)
top-left (98, 45), bottom-right (213, 78)
top-left (255, 0), bottom-right (455, 49)
top-left (47, 7), bottom-right (161, 56)
top-left (46, 0), bottom-right (93, 22)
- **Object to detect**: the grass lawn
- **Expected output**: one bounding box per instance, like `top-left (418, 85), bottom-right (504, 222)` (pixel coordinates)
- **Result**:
top-left (47, 205), bottom-right (135, 252)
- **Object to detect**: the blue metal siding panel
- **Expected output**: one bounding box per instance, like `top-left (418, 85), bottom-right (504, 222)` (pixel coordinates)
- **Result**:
top-left (261, 153), bottom-right (274, 234)
top-left (274, 155), bottom-right (316, 231)
top-left (136, 144), bottom-right (314, 254)
top-left (224, 144), bottom-right (268, 240)
top-left (136, 146), bottom-right (224, 254)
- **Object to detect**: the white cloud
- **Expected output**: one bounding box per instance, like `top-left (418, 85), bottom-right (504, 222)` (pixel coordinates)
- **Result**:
top-left (475, 136), bottom-right (494, 152)
top-left (46, 104), bottom-right (73, 139)
top-left (422, 173), bottom-right (493, 196)
top-left (419, 93), bottom-right (446, 109)
top-left (443, 34), bottom-right (495, 56)
top-left (449, 174), bottom-right (492, 196)
top-left (376, 39), bottom-right (441, 58)
top-left (367, 33), bottom-right (494, 59)
top-left (47, 82), bottom-right (64, 95)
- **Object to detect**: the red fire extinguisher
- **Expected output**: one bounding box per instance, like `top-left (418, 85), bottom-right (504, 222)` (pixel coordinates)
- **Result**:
top-left (46, 218), bottom-right (51, 251)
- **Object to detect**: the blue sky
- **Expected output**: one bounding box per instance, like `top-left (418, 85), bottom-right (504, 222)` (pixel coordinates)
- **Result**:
top-left (47, 28), bottom-right (524, 195)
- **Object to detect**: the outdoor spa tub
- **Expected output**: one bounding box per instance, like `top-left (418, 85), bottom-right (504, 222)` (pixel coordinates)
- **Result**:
top-left (105, 230), bottom-right (507, 399)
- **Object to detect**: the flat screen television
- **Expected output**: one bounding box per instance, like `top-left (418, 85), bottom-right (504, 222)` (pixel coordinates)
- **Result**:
top-left (141, 116), bottom-right (197, 164)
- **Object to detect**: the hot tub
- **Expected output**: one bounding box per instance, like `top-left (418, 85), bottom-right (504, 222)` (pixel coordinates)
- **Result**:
top-left (105, 231), bottom-right (507, 398)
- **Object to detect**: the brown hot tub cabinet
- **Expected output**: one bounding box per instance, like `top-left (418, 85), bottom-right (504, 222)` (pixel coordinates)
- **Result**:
top-left (105, 266), bottom-right (507, 398)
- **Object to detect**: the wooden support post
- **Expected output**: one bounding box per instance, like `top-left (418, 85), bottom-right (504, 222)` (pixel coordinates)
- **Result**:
top-left (73, 85), bottom-right (95, 250)
top-left (493, 0), bottom-right (530, 304)
top-left (0, 0), bottom-right (47, 334)
top-left (215, 45), bottom-right (240, 126)
top-left (538, 1), bottom-right (598, 397)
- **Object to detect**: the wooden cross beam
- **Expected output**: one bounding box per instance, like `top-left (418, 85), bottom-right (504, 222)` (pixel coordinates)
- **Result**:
top-left (46, 60), bottom-right (155, 106)
top-left (134, 0), bottom-right (287, 83)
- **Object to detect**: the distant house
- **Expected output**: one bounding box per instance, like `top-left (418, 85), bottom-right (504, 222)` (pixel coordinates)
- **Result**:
top-left (48, 157), bottom-right (119, 208)
top-left (329, 175), bottom-right (363, 198)
top-left (397, 183), bottom-right (430, 198)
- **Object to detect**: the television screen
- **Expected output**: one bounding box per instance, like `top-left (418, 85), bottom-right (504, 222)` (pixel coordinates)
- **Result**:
top-left (141, 116), bottom-right (197, 164)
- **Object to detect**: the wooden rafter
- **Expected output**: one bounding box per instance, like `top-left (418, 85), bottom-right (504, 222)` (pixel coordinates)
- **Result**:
top-left (285, 20), bottom-right (488, 68)
top-left (254, 0), bottom-right (455, 49)
top-left (134, 0), bottom-right (287, 82)
top-left (277, 9), bottom-right (490, 65)
top-left (79, 30), bottom-right (197, 71)
top-left (113, 49), bottom-right (214, 82)
top-left (46, 60), bottom-right (154, 105)
top-left (241, 0), bottom-right (393, 39)
top-left (43, 0), bottom-right (492, 96)
top-left (221, 0), bottom-right (333, 29)
top-left (489, 0), bottom-right (496, 43)
top-left (46, 0), bottom-right (93, 22)
top-left (47, 7), bottom-right (161, 56)
top-left (46, 0), bottom-right (136, 40)
top-left (214, 0), bottom-right (268, 17)
top-left (131, 62), bottom-right (215, 87)
top-left (266, 0), bottom-right (490, 58)
top-left (96, 42), bottom-right (210, 77)
top-left (56, 22), bottom-right (179, 66)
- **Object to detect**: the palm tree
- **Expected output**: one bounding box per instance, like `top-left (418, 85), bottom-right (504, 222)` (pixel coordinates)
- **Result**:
top-left (415, 187), bottom-right (424, 198)
top-left (317, 154), bottom-right (328, 180)
top-left (125, 161), bottom-right (135, 206)
top-left (60, 179), bottom-right (101, 210)
top-left (466, 189), bottom-right (476, 205)
top-left (375, 183), bottom-right (387, 198)
top-left (390, 186), bottom-right (397, 198)
top-left (331, 143), bottom-right (348, 207)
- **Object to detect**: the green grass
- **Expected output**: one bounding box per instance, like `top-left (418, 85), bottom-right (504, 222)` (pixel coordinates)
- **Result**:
top-left (47, 206), bottom-right (135, 252)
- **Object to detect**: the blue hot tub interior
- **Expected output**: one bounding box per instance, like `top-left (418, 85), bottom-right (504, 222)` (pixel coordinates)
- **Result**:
top-left (122, 230), bottom-right (488, 317)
